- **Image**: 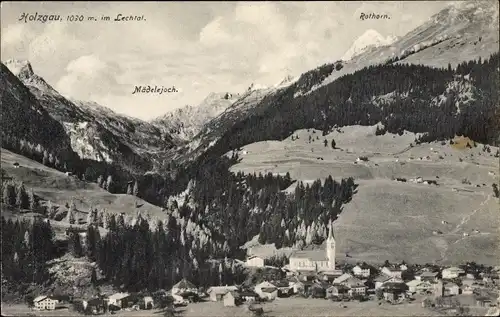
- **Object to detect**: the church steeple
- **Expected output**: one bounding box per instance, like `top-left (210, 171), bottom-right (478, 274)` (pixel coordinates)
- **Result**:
top-left (326, 221), bottom-right (336, 269)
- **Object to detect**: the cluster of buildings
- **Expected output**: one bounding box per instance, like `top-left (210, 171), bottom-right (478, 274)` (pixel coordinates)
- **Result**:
top-left (244, 226), bottom-right (500, 307)
top-left (33, 227), bottom-right (499, 314)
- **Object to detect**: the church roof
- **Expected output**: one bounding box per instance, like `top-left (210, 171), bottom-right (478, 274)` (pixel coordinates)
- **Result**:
top-left (290, 250), bottom-right (328, 261)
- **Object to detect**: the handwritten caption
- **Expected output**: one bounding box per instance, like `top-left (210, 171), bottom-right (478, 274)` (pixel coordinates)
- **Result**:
top-left (19, 12), bottom-right (146, 23)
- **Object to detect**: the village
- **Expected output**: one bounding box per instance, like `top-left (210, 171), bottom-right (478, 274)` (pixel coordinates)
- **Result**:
top-left (23, 227), bottom-right (500, 316)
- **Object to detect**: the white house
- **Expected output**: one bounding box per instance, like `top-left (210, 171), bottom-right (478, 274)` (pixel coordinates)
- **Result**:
top-left (352, 264), bottom-right (371, 278)
top-left (381, 267), bottom-right (403, 279)
top-left (374, 274), bottom-right (403, 290)
top-left (107, 293), bottom-right (130, 308)
top-left (207, 286), bottom-right (238, 302)
top-left (406, 280), bottom-right (433, 294)
top-left (442, 267), bottom-right (465, 279)
top-left (246, 256), bottom-right (265, 268)
top-left (289, 224), bottom-right (335, 272)
top-left (333, 273), bottom-right (353, 285)
top-left (254, 281), bottom-right (278, 300)
top-left (34, 296), bottom-right (59, 310)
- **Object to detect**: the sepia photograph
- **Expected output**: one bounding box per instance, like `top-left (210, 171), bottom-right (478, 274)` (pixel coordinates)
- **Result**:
top-left (1, 1), bottom-right (499, 316)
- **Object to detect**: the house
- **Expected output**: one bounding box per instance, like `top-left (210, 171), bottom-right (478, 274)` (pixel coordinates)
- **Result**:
top-left (34, 296), bottom-right (59, 310)
top-left (461, 284), bottom-right (474, 295)
top-left (333, 273), bottom-right (353, 285)
top-left (246, 256), bottom-right (265, 268)
top-left (417, 271), bottom-right (439, 282)
top-left (273, 280), bottom-right (292, 297)
top-left (374, 274), bottom-right (402, 289)
top-left (308, 282), bottom-right (329, 298)
top-left (353, 264), bottom-right (371, 278)
top-left (319, 270), bottom-right (343, 283)
top-left (65, 172), bottom-right (73, 176)
top-left (223, 291), bottom-right (242, 307)
top-left (239, 291), bottom-right (258, 302)
top-left (442, 267), bottom-right (465, 279)
top-left (254, 281), bottom-right (278, 300)
top-left (297, 270), bottom-right (317, 281)
top-left (443, 282), bottom-right (460, 296)
top-left (171, 278), bottom-right (198, 295)
top-left (406, 280), bottom-right (433, 294)
top-left (289, 225), bottom-right (336, 271)
top-left (346, 277), bottom-right (367, 297)
top-left (207, 286), bottom-right (238, 302)
top-left (288, 278), bottom-right (305, 294)
top-left (381, 266), bottom-right (403, 279)
top-left (143, 296), bottom-right (154, 309)
top-left (326, 285), bottom-right (349, 299)
top-left (107, 293), bottom-right (130, 308)
top-left (381, 282), bottom-right (408, 302)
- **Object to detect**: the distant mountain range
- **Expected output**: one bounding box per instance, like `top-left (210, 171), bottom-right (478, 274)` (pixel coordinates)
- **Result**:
top-left (1, 1), bottom-right (498, 175)
top-left (2, 59), bottom-right (176, 174)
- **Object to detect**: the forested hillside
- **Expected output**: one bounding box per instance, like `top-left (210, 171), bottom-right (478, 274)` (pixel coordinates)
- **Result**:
top-left (204, 54), bottom-right (499, 162)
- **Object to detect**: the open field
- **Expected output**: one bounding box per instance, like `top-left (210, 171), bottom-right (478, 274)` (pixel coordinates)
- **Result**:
top-left (230, 125), bottom-right (500, 265)
top-left (1, 148), bottom-right (167, 224)
top-left (175, 298), bottom-right (442, 317)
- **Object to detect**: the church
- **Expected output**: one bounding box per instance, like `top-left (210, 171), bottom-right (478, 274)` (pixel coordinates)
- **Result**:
top-left (288, 224), bottom-right (336, 272)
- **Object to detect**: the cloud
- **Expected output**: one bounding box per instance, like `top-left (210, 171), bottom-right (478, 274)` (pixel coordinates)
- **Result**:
top-left (1, 2), bottom-right (452, 119)
top-left (56, 55), bottom-right (123, 100)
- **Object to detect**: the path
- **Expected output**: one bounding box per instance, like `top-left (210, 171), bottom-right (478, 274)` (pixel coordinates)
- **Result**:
top-left (438, 193), bottom-right (492, 263)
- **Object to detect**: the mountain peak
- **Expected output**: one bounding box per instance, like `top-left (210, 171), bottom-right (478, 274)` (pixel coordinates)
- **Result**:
top-left (341, 29), bottom-right (397, 61)
top-left (4, 59), bottom-right (34, 80)
top-left (3, 59), bottom-right (57, 94)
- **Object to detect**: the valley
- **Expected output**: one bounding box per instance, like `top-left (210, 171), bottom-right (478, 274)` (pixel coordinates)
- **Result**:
top-left (230, 126), bottom-right (500, 266)
top-left (1, 1), bottom-right (499, 316)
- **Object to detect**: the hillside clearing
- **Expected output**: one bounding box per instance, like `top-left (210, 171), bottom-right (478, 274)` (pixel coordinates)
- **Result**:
top-left (229, 126), bottom-right (500, 265)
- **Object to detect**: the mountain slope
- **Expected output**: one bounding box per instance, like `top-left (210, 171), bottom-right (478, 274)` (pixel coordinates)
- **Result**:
top-left (196, 1), bottom-right (499, 164)
top-left (152, 92), bottom-right (240, 141)
top-left (341, 29), bottom-right (397, 61)
top-left (0, 63), bottom-right (75, 163)
top-left (3, 60), bottom-right (177, 174)
top-left (175, 76), bottom-right (300, 163)
top-left (229, 126), bottom-right (500, 265)
top-left (309, 1), bottom-right (499, 94)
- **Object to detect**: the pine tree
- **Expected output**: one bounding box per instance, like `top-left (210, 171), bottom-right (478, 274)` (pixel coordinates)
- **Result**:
top-left (331, 139), bottom-right (336, 149)
top-left (28, 189), bottom-right (38, 212)
top-left (91, 268), bottom-right (98, 285)
top-left (2, 182), bottom-right (15, 206)
top-left (97, 175), bottom-right (103, 188)
top-left (67, 201), bottom-right (76, 224)
top-left (15, 183), bottom-right (28, 209)
top-left (42, 150), bottom-right (49, 166)
top-left (324, 139), bottom-right (328, 147)
top-left (47, 201), bottom-right (57, 219)
top-left (106, 175), bottom-right (113, 192)
top-left (69, 232), bottom-right (83, 257)
top-left (133, 181), bottom-right (139, 197)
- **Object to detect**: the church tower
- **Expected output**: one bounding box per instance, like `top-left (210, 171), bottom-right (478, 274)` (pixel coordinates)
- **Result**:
top-left (326, 222), bottom-right (336, 269)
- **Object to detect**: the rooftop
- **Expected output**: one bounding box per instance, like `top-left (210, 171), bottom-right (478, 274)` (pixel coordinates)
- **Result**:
top-left (290, 249), bottom-right (328, 262)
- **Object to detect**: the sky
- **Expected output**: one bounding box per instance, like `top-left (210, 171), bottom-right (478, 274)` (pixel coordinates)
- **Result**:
top-left (1, 1), bottom-right (452, 120)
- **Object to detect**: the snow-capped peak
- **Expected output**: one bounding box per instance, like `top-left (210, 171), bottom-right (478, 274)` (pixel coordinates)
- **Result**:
top-left (341, 29), bottom-right (398, 61)
top-left (4, 59), bottom-right (34, 80)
